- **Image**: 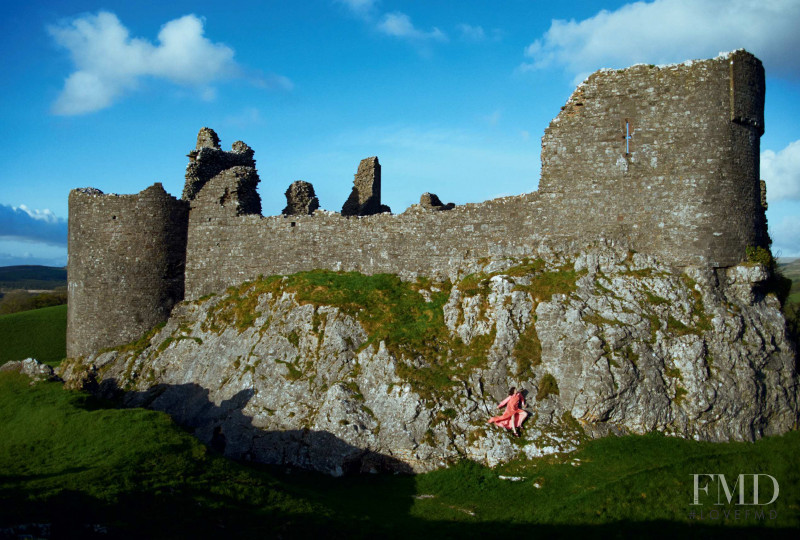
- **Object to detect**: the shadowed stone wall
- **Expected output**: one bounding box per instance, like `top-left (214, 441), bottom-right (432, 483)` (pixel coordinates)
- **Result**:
top-left (67, 184), bottom-right (189, 358)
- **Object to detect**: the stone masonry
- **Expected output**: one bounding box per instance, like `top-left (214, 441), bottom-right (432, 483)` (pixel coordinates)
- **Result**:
top-left (283, 181), bottom-right (320, 216)
top-left (341, 157), bottom-right (391, 216)
top-left (67, 184), bottom-right (188, 358)
top-left (67, 51), bottom-right (771, 357)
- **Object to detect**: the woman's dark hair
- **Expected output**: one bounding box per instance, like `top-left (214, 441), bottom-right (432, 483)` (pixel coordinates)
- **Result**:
top-left (508, 387), bottom-right (516, 396)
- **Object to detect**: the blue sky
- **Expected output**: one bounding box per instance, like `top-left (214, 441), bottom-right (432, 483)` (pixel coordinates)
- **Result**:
top-left (1, 0), bottom-right (799, 266)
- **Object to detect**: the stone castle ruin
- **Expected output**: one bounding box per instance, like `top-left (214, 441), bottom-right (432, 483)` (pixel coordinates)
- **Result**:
top-left (67, 50), bottom-right (769, 359)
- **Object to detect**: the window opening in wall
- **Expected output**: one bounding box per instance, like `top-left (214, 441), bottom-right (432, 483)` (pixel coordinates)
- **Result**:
top-left (624, 120), bottom-right (633, 155)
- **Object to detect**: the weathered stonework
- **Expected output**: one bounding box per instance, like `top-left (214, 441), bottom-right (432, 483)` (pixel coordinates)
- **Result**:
top-left (341, 157), bottom-right (390, 216)
top-left (537, 50), bottom-right (769, 266)
top-left (68, 51), bottom-right (771, 355)
top-left (282, 180), bottom-right (320, 216)
top-left (182, 129), bottom-right (256, 201)
top-left (419, 192), bottom-right (455, 211)
top-left (67, 184), bottom-right (188, 358)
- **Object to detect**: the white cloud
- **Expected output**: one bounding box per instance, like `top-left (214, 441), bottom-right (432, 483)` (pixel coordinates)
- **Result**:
top-left (14, 205), bottom-right (62, 224)
top-left (378, 12), bottom-right (447, 42)
top-left (0, 205), bottom-right (67, 246)
top-left (49, 11), bottom-right (239, 115)
top-left (250, 73), bottom-right (294, 91)
top-left (762, 140), bottom-right (800, 203)
top-left (521, 0), bottom-right (800, 80)
top-left (458, 24), bottom-right (485, 41)
top-left (770, 215), bottom-right (800, 257)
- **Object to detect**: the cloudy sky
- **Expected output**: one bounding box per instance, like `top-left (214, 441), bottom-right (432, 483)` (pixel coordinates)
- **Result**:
top-left (1, 0), bottom-right (798, 266)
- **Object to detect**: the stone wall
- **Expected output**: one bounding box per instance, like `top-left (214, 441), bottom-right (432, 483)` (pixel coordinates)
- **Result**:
top-left (68, 51), bottom-right (770, 351)
top-left (185, 189), bottom-right (544, 299)
top-left (67, 184), bottom-right (189, 358)
top-left (537, 50), bottom-right (767, 266)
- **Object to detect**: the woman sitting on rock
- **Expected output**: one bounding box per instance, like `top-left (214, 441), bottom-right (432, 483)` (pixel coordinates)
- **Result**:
top-left (488, 387), bottom-right (528, 437)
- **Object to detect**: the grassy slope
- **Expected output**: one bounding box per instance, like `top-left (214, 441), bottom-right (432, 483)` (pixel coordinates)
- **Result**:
top-left (0, 373), bottom-right (797, 538)
top-left (0, 372), bottom-right (327, 538)
top-left (0, 304), bottom-right (66, 366)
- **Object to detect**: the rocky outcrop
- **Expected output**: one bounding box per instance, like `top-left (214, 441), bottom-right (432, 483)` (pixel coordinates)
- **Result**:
top-left (1, 358), bottom-right (57, 382)
top-left (59, 248), bottom-right (798, 475)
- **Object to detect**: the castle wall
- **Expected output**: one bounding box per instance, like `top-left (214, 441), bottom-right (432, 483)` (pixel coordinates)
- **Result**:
top-left (185, 180), bottom-right (544, 298)
top-left (68, 51), bottom-right (770, 353)
top-left (67, 184), bottom-right (188, 358)
top-left (537, 50), bottom-right (767, 267)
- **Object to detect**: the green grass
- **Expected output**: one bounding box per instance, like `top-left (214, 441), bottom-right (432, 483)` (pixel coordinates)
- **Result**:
top-left (0, 372), bottom-right (328, 538)
top-left (417, 431), bottom-right (800, 529)
top-left (0, 304), bottom-right (66, 366)
top-left (1, 373), bottom-right (798, 537)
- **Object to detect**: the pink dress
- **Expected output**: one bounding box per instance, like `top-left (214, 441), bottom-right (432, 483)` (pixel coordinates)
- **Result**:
top-left (488, 392), bottom-right (528, 429)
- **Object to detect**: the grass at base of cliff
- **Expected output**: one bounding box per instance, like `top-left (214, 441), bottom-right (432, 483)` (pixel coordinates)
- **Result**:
top-left (0, 304), bottom-right (66, 366)
top-left (2, 373), bottom-right (798, 538)
top-left (0, 372), bottom-right (332, 537)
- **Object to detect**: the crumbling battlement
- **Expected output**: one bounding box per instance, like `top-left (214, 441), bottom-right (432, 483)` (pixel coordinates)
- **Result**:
top-left (183, 127), bottom-right (257, 201)
top-left (67, 51), bottom-right (770, 358)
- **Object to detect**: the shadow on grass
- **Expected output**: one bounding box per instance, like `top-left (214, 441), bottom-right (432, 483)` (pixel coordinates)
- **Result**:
top-left (5, 377), bottom-right (792, 539)
top-left (2, 488), bottom-right (796, 540)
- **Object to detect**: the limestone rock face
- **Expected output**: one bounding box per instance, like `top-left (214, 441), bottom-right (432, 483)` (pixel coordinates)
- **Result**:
top-left (282, 181), bottom-right (320, 216)
top-left (59, 248), bottom-right (798, 475)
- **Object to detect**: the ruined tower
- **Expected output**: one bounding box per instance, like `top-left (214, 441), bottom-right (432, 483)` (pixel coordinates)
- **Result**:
top-left (182, 129), bottom-right (263, 298)
top-left (67, 184), bottom-right (189, 358)
top-left (538, 50), bottom-right (767, 266)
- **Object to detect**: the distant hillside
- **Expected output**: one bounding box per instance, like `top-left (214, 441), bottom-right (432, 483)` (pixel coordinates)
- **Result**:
top-left (778, 258), bottom-right (800, 280)
top-left (0, 265), bottom-right (67, 290)
top-left (777, 258), bottom-right (800, 306)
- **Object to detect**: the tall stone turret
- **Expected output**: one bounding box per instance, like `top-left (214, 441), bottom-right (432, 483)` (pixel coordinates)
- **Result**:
top-left (67, 184), bottom-right (189, 358)
top-left (538, 50), bottom-right (768, 267)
